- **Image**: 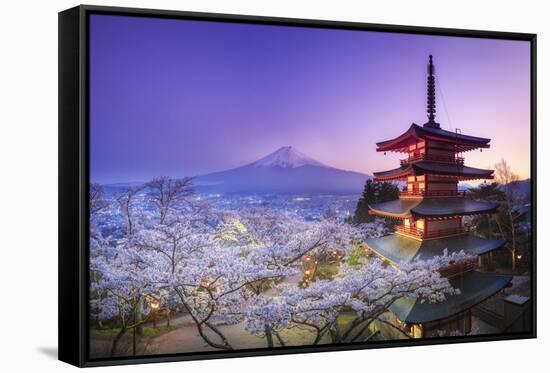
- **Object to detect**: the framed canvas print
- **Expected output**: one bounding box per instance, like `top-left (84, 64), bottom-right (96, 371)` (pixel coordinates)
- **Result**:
top-left (58, 5), bottom-right (537, 367)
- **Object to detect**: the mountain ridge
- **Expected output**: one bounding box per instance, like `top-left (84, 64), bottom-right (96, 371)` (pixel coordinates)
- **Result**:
top-left (194, 146), bottom-right (371, 195)
top-left (248, 146), bottom-right (329, 169)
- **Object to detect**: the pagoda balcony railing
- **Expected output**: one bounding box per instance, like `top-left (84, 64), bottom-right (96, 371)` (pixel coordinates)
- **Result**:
top-left (439, 260), bottom-right (476, 278)
top-left (400, 153), bottom-right (465, 166)
top-left (426, 226), bottom-right (470, 238)
top-left (399, 189), bottom-right (466, 197)
top-left (396, 225), bottom-right (469, 239)
top-left (395, 225), bottom-right (425, 238)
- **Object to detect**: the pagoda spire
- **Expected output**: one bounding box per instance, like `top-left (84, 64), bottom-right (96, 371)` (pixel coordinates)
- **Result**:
top-left (425, 55), bottom-right (440, 129)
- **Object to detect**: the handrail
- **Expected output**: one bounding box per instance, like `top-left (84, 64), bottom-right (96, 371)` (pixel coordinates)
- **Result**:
top-left (399, 189), bottom-right (466, 197)
top-left (439, 260), bottom-right (476, 278)
top-left (400, 153), bottom-right (464, 166)
top-left (395, 225), bottom-right (469, 239)
top-left (425, 226), bottom-right (469, 238)
top-left (425, 190), bottom-right (466, 197)
top-left (395, 225), bottom-right (424, 238)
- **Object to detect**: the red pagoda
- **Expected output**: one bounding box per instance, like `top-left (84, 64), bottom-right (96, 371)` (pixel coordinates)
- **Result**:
top-left (364, 56), bottom-right (512, 338)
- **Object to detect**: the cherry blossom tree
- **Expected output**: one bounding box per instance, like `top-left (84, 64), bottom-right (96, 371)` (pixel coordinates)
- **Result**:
top-left (89, 177), bottom-right (471, 353)
top-left (90, 183), bottom-right (110, 215)
top-left (90, 235), bottom-right (156, 355)
top-left (243, 251), bottom-right (469, 346)
top-left (146, 176), bottom-right (195, 225)
top-left (115, 186), bottom-right (143, 235)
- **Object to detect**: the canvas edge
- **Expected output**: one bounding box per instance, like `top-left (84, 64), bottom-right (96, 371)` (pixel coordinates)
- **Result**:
top-left (59, 5), bottom-right (86, 367)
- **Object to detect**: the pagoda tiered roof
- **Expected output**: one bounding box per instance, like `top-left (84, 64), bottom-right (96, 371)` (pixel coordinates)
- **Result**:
top-left (390, 271), bottom-right (512, 323)
top-left (373, 161), bottom-right (494, 181)
top-left (368, 197), bottom-right (499, 219)
top-left (364, 233), bottom-right (506, 264)
top-left (376, 123), bottom-right (491, 153)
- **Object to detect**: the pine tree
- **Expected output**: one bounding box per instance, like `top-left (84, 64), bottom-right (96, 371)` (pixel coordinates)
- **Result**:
top-left (353, 180), bottom-right (375, 224)
top-left (468, 181), bottom-right (529, 273)
top-left (378, 181), bottom-right (399, 203)
top-left (352, 180), bottom-right (398, 224)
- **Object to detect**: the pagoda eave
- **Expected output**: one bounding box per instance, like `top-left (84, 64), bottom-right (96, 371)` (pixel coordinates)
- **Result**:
top-left (390, 271), bottom-right (512, 324)
top-left (376, 124), bottom-right (422, 153)
top-left (372, 161), bottom-right (495, 181)
top-left (422, 135), bottom-right (491, 153)
top-left (411, 198), bottom-right (499, 217)
top-left (364, 233), bottom-right (506, 264)
top-left (368, 197), bottom-right (499, 219)
top-left (368, 209), bottom-right (412, 219)
top-left (376, 123), bottom-right (491, 154)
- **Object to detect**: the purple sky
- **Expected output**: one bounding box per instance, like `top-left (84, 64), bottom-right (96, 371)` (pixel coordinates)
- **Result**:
top-left (89, 14), bottom-right (531, 184)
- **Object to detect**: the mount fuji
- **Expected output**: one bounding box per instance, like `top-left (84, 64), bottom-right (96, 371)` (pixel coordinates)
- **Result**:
top-left (194, 146), bottom-right (370, 194)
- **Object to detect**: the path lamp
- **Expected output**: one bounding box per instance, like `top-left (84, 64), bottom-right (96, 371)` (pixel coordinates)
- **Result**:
top-left (149, 299), bottom-right (160, 328)
top-left (516, 253), bottom-right (523, 273)
top-left (331, 249), bottom-right (344, 264)
top-left (301, 255), bottom-right (318, 282)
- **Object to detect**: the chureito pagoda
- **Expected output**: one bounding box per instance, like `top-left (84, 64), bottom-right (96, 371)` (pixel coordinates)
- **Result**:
top-left (363, 55), bottom-right (512, 338)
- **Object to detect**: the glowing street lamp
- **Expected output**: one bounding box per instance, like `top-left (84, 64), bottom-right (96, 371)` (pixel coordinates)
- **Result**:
top-left (301, 255), bottom-right (317, 282)
top-left (149, 299), bottom-right (160, 328)
top-left (330, 249), bottom-right (344, 264)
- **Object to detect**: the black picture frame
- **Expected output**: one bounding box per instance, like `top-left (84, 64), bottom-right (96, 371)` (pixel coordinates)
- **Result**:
top-left (58, 4), bottom-right (537, 367)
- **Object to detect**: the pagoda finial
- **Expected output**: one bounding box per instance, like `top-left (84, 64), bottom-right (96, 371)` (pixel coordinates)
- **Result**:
top-left (425, 55), bottom-right (440, 129)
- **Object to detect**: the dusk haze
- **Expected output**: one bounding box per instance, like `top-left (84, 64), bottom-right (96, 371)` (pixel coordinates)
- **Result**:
top-left (89, 15), bottom-right (530, 184)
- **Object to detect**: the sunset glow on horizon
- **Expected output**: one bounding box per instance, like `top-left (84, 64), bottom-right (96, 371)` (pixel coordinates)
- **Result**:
top-left (89, 15), bottom-right (531, 184)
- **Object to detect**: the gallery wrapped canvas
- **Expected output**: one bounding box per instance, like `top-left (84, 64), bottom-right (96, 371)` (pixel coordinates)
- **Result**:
top-left (59, 5), bottom-right (536, 367)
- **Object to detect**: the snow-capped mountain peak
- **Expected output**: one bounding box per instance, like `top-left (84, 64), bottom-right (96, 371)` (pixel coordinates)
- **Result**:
top-left (250, 146), bottom-right (328, 169)
top-left (195, 145), bottom-right (371, 194)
